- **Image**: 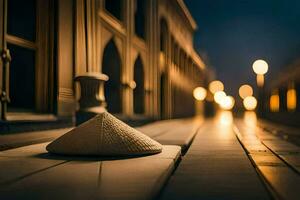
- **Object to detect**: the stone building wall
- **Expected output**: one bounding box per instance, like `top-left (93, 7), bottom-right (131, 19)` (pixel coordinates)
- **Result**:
top-left (0, 0), bottom-right (208, 122)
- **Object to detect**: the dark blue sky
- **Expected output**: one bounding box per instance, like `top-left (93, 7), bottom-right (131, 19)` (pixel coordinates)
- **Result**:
top-left (185, 0), bottom-right (300, 96)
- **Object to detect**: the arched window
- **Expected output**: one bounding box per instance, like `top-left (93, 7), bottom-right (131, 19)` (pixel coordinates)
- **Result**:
top-left (160, 18), bottom-right (168, 52)
top-left (133, 56), bottom-right (145, 114)
top-left (102, 39), bottom-right (122, 113)
top-left (134, 0), bottom-right (146, 40)
top-left (105, 0), bottom-right (122, 21)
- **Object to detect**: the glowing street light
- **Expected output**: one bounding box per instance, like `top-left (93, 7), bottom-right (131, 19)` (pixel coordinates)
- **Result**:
top-left (252, 59), bottom-right (268, 87)
top-left (193, 87), bottom-right (207, 101)
top-left (239, 84), bottom-right (253, 99)
top-left (219, 95), bottom-right (235, 110)
top-left (252, 59), bottom-right (269, 116)
top-left (209, 80), bottom-right (224, 94)
top-left (243, 96), bottom-right (257, 111)
top-left (214, 91), bottom-right (226, 104)
top-left (252, 60), bottom-right (268, 75)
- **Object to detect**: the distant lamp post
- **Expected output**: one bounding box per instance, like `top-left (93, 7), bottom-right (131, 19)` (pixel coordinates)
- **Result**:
top-left (238, 84), bottom-right (253, 99)
top-left (193, 87), bottom-right (207, 116)
top-left (193, 87), bottom-right (207, 101)
top-left (219, 95), bottom-right (235, 110)
top-left (252, 59), bottom-right (268, 87)
top-left (243, 96), bottom-right (257, 111)
top-left (209, 80), bottom-right (224, 94)
top-left (214, 91), bottom-right (226, 104)
top-left (252, 59), bottom-right (268, 116)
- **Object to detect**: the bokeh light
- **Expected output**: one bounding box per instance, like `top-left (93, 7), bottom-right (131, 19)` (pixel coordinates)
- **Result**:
top-left (193, 87), bottom-right (207, 101)
top-left (287, 83), bottom-right (297, 111)
top-left (252, 59), bottom-right (268, 75)
top-left (209, 80), bottom-right (224, 94)
top-left (243, 96), bottom-right (257, 111)
top-left (238, 84), bottom-right (253, 99)
top-left (214, 91), bottom-right (226, 104)
top-left (270, 92), bottom-right (280, 112)
top-left (219, 95), bottom-right (235, 110)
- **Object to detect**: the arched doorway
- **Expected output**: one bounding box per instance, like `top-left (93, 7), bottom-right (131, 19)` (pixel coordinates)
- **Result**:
top-left (102, 39), bottom-right (122, 113)
top-left (160, 73), bottom-right (166, 119)
top-left (159, 18), bottom-right (168, 119)
top-left (160, 18), bottom-right (168, 52)
top-left (133, 56), bottom-right (145, 114)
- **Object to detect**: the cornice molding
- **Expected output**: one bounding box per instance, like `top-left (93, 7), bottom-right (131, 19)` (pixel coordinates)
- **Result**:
top-left (176, 0), bottom-right (197, 30)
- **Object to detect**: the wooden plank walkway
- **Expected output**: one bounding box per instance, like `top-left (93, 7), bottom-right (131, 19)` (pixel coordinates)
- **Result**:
top-left (2, 113), bottom-right (300, 199)
top-left (160, 115), bottom-right (271, 200)
top-left (0, 117), bottom-right (201, 200)
top-left (235, 119), bottom-right (300, 200)
top-left (0, 142), bottom-right (181, 200)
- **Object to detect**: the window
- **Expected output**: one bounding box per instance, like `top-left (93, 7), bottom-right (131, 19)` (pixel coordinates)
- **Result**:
top-left (6, 0), bottom-right (55, 113)
top-left (7, 0), bottom-right (36, 42)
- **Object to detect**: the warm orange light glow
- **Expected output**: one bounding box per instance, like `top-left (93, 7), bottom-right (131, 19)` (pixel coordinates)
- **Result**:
top-left (270, 92), bottom-right (279, 112)
top-left (209, 80), bottom-right (224, 94)
top-left (287, 88), bottom-right (297, 112)
top-left (214, 91), bottom-right (226, 104)
top-left (243, 96), bottom-right (257, 111)
top-left (256, 74), bottom-right (264, 87)
top-left (218, 111), bottom-right (233, 125)
top-left (239, 84), bottom-right (253, 99)
top-left (219, 96), bottom-right (235, 110)
top-left (193, 87), bottom-right (207, 101)
top-left (206, 92), bottom-right (214, 102)
top-left (243, 111), bottom-right (257, 127)
top-left (252, 59), bottom-right (268, 75)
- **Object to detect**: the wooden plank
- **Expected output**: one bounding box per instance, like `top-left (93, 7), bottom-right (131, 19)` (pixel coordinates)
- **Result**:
top-left (0, 145), bottom-right (181, 200)
top-left (161, 121), bottom-right (270, 200)
top-left (258, 166), bottom-right (300, 200)
top-left (235, 120), bottom-right (300, 199)
top-left (138, 118), bottom-right (201, 152)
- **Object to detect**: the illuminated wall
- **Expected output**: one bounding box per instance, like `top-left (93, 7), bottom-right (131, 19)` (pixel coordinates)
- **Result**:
top-left (0, 0), bottom-right (208, 121)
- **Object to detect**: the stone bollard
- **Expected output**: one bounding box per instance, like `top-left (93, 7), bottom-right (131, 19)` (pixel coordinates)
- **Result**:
top-left (74, 72), bottom-right (108, 125)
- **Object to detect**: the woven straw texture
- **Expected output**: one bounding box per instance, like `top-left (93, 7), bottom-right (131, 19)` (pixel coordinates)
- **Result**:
top-left (46, 112), bottom-right (162, 156)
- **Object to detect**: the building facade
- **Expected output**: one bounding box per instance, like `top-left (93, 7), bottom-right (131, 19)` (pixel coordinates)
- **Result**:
top-left (265, 59), bottom-right (300, 126)
top-left (0, 0), bottom-right (208, 129)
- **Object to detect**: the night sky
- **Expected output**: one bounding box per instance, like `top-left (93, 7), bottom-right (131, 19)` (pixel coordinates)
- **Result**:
top-left (185, 0), bottom-right (300, 97)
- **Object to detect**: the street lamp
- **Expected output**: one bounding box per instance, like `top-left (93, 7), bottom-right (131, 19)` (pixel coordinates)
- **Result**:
top-left (252, 59), bottom-right (268, 87)
top-left (239, 84), bottom-right (253, 99)
top-left (214, 91), bottom-right (226, 104)
top-left (219, 95), bottom-right (235, 110)
top-left (209, 80), bottom-right (224, 94)
top-left (243, 96), bottom-right (257, 111)
top-left (193, 87), bottom-right (207, 117)
top-left (252, 59), bottom-right (269, 116)
top-left (193, 87), bottom-right (207, 101)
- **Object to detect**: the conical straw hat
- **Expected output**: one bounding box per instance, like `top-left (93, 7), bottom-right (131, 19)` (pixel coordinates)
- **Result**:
top-left (46, 112), bottom-right (162, 156)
